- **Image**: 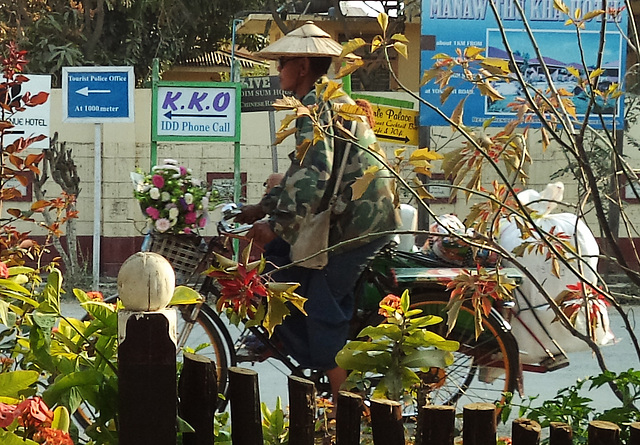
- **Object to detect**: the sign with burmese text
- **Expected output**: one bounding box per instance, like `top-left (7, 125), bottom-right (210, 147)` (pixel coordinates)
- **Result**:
top-left (420, 0), bottom-right (628, 129)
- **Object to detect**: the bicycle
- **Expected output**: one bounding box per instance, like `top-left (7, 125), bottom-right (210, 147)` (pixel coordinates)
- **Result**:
top-left (128, 205), bottom-right (524, 411)
top-left (78, 205), bottom-right (577, 432)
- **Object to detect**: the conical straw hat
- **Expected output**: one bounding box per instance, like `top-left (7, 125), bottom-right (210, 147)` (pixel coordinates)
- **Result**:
top-left (258, 21), bottom-right (344, 59)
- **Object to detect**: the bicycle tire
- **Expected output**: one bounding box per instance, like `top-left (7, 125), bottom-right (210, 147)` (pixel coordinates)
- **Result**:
top-left (408, 293), bottom-right (520, 409)
top-left (73, 296), bottom-right (232, 430)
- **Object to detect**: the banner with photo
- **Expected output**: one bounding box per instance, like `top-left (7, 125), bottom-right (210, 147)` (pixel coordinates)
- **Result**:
top-left (419, 0), bottom-right (628, 129)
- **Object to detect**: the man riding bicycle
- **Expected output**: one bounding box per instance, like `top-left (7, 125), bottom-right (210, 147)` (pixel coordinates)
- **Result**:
top-left (236, 21), bottom-right (399, 404)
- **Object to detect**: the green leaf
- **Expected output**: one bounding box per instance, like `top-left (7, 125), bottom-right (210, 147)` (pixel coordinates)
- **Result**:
top-left (0, 431), bottom-right (38, 445)
top-left (170, 286), bottom-right (203, 305)
top-left (336, 346), bottom-right (392, 372)
top-left (0, 370), bottom-right (40, 398)
top-left (40, 269), bottom-right (63, 314)
top-left (52, 406), bottom-right (71, 432)
top-left (359, 324), bottom-right (402, 342)
top-left (401, 349), bottom-right (452, 368)
top-left (43, 370), bottom-right (104, 406)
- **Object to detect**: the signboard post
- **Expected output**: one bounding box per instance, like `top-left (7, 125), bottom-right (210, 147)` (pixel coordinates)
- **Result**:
top-left (62, 66), bottom-right (135, 290)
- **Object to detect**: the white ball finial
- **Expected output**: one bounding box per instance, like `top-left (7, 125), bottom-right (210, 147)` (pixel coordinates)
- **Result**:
top-left (117, 252), bottom-right (175, 311)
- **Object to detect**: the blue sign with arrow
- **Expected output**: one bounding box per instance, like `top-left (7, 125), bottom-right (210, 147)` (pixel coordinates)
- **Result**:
top-left (62, 66), bottom-right (135, 123)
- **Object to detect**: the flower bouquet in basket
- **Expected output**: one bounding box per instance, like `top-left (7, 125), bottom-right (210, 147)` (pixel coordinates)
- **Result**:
top-left (132, 159), bottom-right (218, 235)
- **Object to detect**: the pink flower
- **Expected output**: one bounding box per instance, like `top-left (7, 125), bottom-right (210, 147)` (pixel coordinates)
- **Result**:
top-left (184, 227), bottom-right (192, 234)
top-left (0, 262), bottom-right (8, 279)
top-left (185, 212), bottom-right (197, 224)
top-left (198, 216), bottom-right (207, 228)
top-left (152, 174), bottom-right (165, 188)
top-left (0, 402), bottom-right (18, 427)
top-left (155, 218), bottom-right (171, 232)
top-left (180, 166), bottom-right (187, 175)
top-left (146, 207), bottom-right (160, 220)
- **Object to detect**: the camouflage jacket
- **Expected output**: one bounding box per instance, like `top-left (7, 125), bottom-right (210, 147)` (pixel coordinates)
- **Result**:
top-left (261, 77), bottom-right (399, 252)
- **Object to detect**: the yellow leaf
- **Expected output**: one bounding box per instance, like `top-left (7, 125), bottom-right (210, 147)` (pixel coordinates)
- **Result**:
top-left (409, 147), bottom-right (444, 161)
top-left (278, 113), bottom-right (297, 132)
top-left (267, 282), bottom-right (301, 294)
top-left (420, 68), bottom-right (440, 86)
top-left (413, 177), bottom-right (435, 200)
top-left (477, 80), bottom-right (505, 101)
top-left (541, 127), bottom-right (550, 152)
top-left (574, 7), bottom-right (581, 19)
top-left (351, 165), bottom-right (380, 200)
top-left (553, 0), bottom-right (570, 14)
top-left (371, 35), bottom-right (384, 53)
top-left (295, 138), bottom-right (312, 162)
top-left (589, 67), bottom-right (605, 79)
top-left (480, 58), bottom-right (511, 75)
top-left (393, 42), bottom-right (408, 59)
top-left (565, 18), bottom-right (575, 25)
top-left (272, 95), bottom-right (302, 111)
top-left (450, 97), bottom-right (466, 129)
top-left (567, 66), bottom-right (581, 78)
top-left (394, 148), bottom-right (407, 158)
top-left (340, 38), bottom-right (366, 59)
top-left (583, 9), bottom-right (604, 20)
top-left (377, 12), bottom-right (389, 33)
top-left (440, 86), bottom-right (455, 105)
top-left (275, 127), bottom-right (297, 145)
top-left (169, 286), bottom-right (203, 306)
top-left (323, 80), bottom-right (345, 101)
top-left (213, 252), bottom-right (238, 270)
top-left (334, 102), bottom-right (367, 121)
top-left (464, 46), bottom-right (485, 59)
top-left (391, 33), bottom-right (409, 43)
top-left (336, 58), bottom-right (364, 79)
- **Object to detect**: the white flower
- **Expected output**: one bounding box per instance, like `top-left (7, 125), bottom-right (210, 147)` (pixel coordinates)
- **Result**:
top-left (169, 218), bottom-right (177, 227)
top-left (163, 159), bottom-right (179, 165)
top-left (169, 207), bottom-right (179, 219)
top-left (155, 218), bottom-right (171, 232)
top-left (184, 193), bottom-right (194, 205)
top-left (191, 178), bottom-right (202, 187)
top-left (149, 187), bottom-right (161, 200)
top-left (161, 191), bottom-right (171, 202)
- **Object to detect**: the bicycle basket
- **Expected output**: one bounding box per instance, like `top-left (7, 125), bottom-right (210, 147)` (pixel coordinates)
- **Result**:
top-left (148, 232), bottom-right (207, 284)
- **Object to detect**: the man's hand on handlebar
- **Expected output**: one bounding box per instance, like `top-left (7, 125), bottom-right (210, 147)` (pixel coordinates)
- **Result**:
top-left (246, 220), bottom-right (277, 248)
top-left (235, 204), bottom-right (266, 224)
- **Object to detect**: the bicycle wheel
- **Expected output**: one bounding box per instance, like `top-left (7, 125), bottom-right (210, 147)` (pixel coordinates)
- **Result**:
top-left (73, 296), bottom-right (232, 432)
top-left (409, 294), bottom-right (520, 408)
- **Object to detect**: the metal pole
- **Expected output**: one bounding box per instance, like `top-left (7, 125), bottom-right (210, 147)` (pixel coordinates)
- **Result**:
top-left (268, 111), bottom-right (278, 173)
top-left (151, 59), bottom-right (159, 169)
top-left (92, 123), bottom-right (102, 289)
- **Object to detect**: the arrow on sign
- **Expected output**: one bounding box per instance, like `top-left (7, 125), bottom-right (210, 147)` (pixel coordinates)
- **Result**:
top-left (163, 111), bottom-right (227, 119)
top-left (375, 133), bottom-right (410, 143)
top-left (76, 87), bottom-right (111, 96)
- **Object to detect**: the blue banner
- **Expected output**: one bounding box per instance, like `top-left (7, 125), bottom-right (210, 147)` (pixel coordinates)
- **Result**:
top-left (420, 0), bottom-right (628, 129)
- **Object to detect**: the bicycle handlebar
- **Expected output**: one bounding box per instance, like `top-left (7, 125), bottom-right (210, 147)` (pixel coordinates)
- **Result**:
top-left (217, 203), bottom-right (253, 235)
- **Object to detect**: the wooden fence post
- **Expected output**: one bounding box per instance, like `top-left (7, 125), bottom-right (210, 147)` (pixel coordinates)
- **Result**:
top-left (369, 398), bottom-right (405, 445)
top-left (588, 420), bottom-right (620, 445)
top-left (119, 311), bottom-right (177, 445)
top-left (178, 352), bottom-right (218, 445)
top-left (512, 418), bottom-right (541, 445)
top-left (336, 391), bottom-right (363, 445)
top-left (629, 422), bottom-right (640, 445)
top-left (462, 403), bottom-right (497, 445)
top-left (288, 375), bottom-right (316, 445)
top-left (229, 367), bottom-right (263, 445)
top-left (549, 422), bottom-right (573, 445)
top-left (415, 405), bottom-right (455, 445)
top-left (118, 253), bottom-right (178, 445)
